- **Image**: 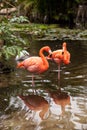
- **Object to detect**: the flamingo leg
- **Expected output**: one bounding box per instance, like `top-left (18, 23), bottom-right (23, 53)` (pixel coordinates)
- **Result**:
top-left (32, 74), bottom-right (35, 87)
top-left (57, 64), bottom-right (61, 87)
top-left (58, 64), bottom-right (60, 81)
top-left (32, 74), bottom-right (38, 94)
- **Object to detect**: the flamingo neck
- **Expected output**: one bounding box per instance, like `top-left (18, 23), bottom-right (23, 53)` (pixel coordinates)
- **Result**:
top-left (63, 42), bottom-right (67, 51)
top-left (39, 104), bottom-right (49, 119)
top-left (39, 48), bottom-right (49, 69)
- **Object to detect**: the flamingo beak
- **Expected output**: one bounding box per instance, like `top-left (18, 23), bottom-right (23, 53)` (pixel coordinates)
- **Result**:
top-left (49, 53), bottom-right (52, 58)
top-left (46, 50), bottom-right (52, 60)
top-left (49, 50), bottom-right (53, 59)
top-left (49, 50), bottom-right (52, 54)
top-left (48, 50), bottom-right (52, 57)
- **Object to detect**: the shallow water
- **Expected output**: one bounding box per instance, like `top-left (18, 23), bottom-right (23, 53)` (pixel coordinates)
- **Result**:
top-left (0, 40), bottom-right (87, 130)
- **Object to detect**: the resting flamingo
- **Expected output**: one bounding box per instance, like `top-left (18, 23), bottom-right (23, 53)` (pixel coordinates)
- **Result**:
top-left (17, 46), bottom-right (52, 86)
top-left (48, 42), bottom-right (70, 80)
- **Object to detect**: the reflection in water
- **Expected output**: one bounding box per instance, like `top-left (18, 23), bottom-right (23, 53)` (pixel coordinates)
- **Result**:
top-left (48, 89), bottom-right (70, 115)
top-left (19, 95), bottom-right (50, 122)
top-left (0, 40), bottom-right (87, 130)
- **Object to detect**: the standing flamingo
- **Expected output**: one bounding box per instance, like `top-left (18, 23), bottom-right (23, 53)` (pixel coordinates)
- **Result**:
top-left (48, 42), bottom-right (70, 80)
top-left (17, 46), bottom-right (52, 86)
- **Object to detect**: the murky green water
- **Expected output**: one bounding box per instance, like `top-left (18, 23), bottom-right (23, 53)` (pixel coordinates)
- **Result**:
top-left (0, 40), bottom-right (87, 130)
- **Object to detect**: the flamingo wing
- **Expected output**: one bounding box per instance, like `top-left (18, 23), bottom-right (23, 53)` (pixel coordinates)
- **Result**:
top-left (22, 57), bottom-right (43, 73)
top-left (63, 51), bottom-right (70, 64)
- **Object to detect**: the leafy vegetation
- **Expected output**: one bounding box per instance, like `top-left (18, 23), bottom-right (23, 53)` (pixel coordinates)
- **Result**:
top-left (9, 16), bottom-right (29, 23)
top-left (9, 23), bottom-right (87, 40)
top-left (0, 0), bottom-right (87, 61)
top-left (0, 22), bottom-right (87, 60)
top-left (0, 23), bottom-right (29, 60)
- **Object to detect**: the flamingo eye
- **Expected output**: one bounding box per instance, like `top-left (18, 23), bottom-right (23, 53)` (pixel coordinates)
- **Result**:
top-left (62, 51), bottom-right (64, 55)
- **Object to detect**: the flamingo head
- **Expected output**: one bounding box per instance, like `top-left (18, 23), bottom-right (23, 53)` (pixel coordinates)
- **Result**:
top-left (47, 49), bottom-right (64, 63)
top-left (47, 42), bottom-right (70, 65)
top-left (40, 46), bottom-right (52, 56)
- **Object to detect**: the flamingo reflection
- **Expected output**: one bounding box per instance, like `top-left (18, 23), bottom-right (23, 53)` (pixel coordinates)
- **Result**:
top-left (19, 95), bottom-right (50, 121)
top-left (48, 89), bottom-right (70, 115)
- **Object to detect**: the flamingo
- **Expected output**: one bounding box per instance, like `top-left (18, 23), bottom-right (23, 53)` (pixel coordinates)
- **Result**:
top-left (19, 95), bottom-right (49, 120)
top-left (17, 46), bottom-right (52, 86)
top-left (48, 42), bottom-right (70, 80)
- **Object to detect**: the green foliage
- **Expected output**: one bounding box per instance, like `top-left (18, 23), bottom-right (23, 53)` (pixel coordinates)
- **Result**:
top-left (0, 23), bottom-right (26, 44)
top-left (1, 45), bottom-right (22, 60)
top-left (9, 16), bottom-right (29, 23)
top-left (0, 23), bottom-right (29, 60)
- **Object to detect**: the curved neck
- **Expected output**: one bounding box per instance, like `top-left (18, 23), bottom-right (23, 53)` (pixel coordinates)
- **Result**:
top-left (39, 105), bottom-right (49, 119)
top-left (39, 47), bottom-right (49, 68)
top-left (63, 42), bottom-right (67, 51)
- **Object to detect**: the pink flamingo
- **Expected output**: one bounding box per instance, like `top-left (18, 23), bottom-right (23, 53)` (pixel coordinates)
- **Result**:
top-left (48, 42), bottom-right (70, 80)
top-left (17, 46), bottom-right (52, 86)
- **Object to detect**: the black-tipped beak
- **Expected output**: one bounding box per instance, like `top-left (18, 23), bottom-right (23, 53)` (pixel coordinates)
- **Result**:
top-left (49, 53), bottom-right (52, 58)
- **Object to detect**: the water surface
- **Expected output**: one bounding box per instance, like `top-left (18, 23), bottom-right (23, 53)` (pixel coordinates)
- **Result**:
top-left (0, 40), bottom-right (87, 130)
